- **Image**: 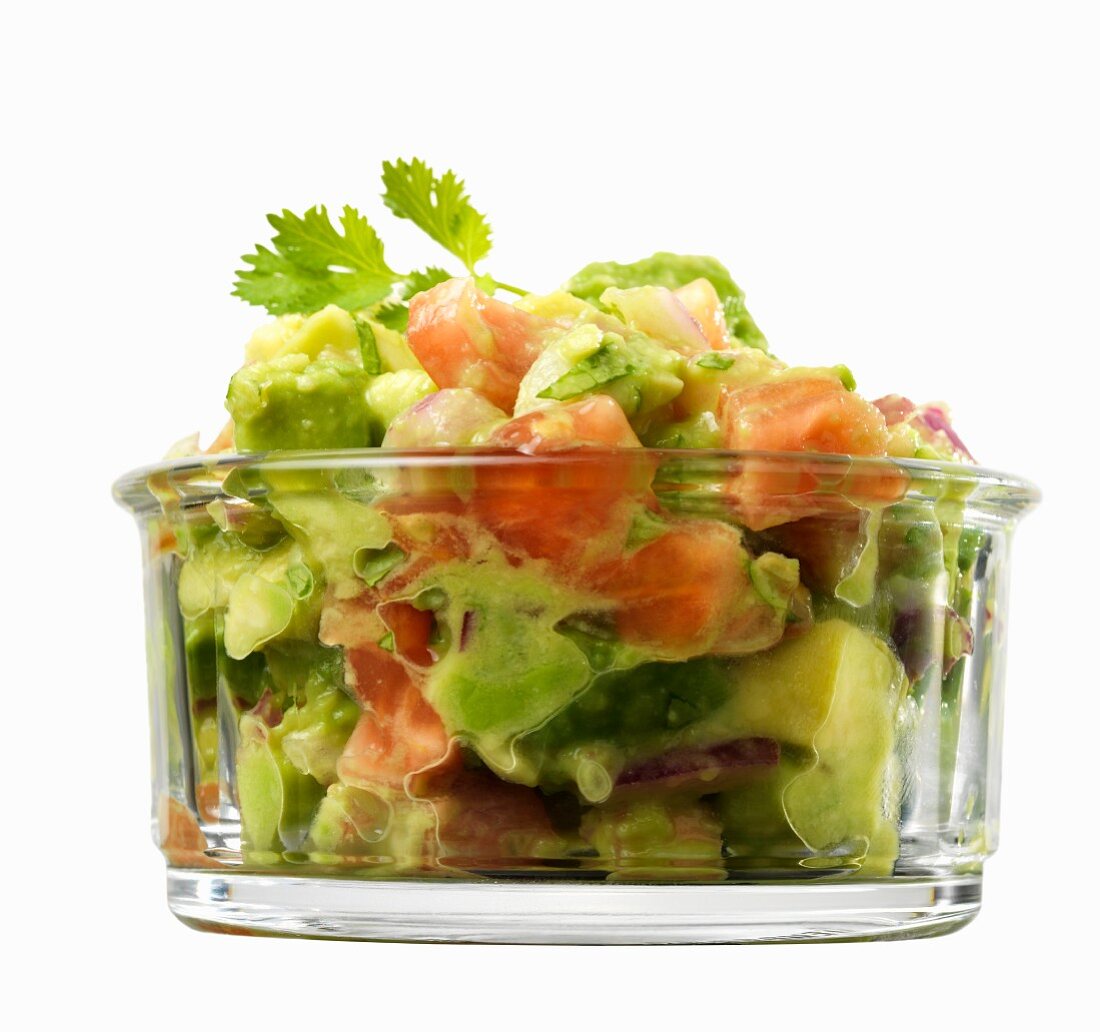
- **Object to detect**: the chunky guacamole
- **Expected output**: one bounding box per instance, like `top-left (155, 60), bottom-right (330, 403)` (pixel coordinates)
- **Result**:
top-left (154, 158), bottom-right (980, 879)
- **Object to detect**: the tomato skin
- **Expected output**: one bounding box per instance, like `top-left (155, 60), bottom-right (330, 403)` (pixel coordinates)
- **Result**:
top-left (407, 278), bottom-right (557, 411)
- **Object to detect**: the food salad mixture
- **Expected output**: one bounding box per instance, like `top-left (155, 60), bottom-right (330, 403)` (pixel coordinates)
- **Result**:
top-left (152, 158), bottom-right (980, 881)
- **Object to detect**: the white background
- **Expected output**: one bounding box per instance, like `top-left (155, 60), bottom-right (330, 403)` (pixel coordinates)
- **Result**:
top-left (4, 1), bottom-right (1097, 1027)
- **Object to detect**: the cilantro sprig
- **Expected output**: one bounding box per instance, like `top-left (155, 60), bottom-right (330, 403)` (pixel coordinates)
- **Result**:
top-left (233, 158), bottom-right (525, 320)
top-left (381, 158), bottom-right (491, 274)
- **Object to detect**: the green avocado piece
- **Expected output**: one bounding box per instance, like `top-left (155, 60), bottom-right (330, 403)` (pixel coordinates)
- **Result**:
top-left (226, 354), bottom-right (372, 451)
top-left (782, 624), bottom-right (905, 869)
top-left (307, 788), bottom-right (436, 870)
top-left (674, 348), bottom-right (783, 417)
top-left (177, 530), bottom-right (263, 619)
top-left (564, 252), bottom-right (767, 351)
top-left (274, 304), bottom-right (361, 364)
top-left (235, 642), bottom-right (359, 856)
top-left (706, 620), bottom-right (906, 871)
top-left (642, 411), bottom-right (723, 449)
top-left (363, 369), bottom-right (437, 439)
top-left (542, 332), bottom-right (684, 420)
top-left (716, 754), bottom-right (810, 867)
top-left (514, 324), bottom-right (684, 430)
top-left (237, 712), bottom-right (326, 855)
top-left (183, 609), bottom-right (270, 732)
top-left (414, 559), bottom-right (596, 777)
top-left (223, 574), bottom-right (295, 660)
top-left (515, 656), bottom-right (734, 798)
top-left (183, 612), bottom-right (218, 702)
top-left (267, 491), bottom-right (392, 598)
top-left (581, 797), bottom-right (726, 882)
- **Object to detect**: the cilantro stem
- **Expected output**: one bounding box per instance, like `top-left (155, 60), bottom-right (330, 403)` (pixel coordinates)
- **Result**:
top-left (491, 279), bottom-right (530, 297)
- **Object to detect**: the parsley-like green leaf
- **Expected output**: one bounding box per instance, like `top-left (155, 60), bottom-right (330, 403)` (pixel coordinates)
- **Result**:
top-left (234, 205), bottom-right (399, 315)
top-left (381, 158), bottom-right (492, 272)
top-left (371, 266), bottom-right (454, 333)
top-left (538, 340), bottom-right (638, 401)
top-left (373, 302), bottom-right (410, 332)
top-left (403, 266), bottom-right (453, 299)
top-left (352, 542), bottom-right (407, 586)
top-left (696, 352), bottom-right (736, 371)
top-left (354, 316), bottom-right (382, 375)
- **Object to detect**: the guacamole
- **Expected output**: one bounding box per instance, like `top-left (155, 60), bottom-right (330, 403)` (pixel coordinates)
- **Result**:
top-left (146, 164), bottom-right (981, 880)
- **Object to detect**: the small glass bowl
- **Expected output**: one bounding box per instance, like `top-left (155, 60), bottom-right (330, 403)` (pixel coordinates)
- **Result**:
top-left (114, 448), bottom-right (1038, 943)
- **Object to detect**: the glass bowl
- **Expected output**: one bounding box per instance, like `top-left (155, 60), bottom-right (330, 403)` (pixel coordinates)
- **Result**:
top-left (113, 448), bottom-right (1038, 943)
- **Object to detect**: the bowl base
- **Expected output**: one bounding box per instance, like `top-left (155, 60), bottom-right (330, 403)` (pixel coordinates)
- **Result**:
top-left (167, 870), bottom-right (981, 944)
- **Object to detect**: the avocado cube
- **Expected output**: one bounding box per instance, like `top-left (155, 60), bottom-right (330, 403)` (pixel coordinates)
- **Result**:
top-left (226, 354), bottom-right (372, 451)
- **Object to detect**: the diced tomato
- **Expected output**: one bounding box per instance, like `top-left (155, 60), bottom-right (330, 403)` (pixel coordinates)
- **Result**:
top-left (470, 397), bottom-right (651, 566)
top-left (592, 521), bottom-right (783, 657)
top-left (673, 278), bottom-right (728, 350)
top-left (407, 278), bottom-right (559, 412)
top-left (377, 602), bottom-right (436, 667)
top-left (337, 644), bottom-right (459, 794)
top-left (720, 377), bottom-right (889, 456)
top-left (431, 771), bottom-right (557, 867)
top-left (717, 377), bottom-right (902, 529)
top-left (488, 394), bottom-right (643, 453)
top-left (759, 512), bottom-right (863, 595)
top-left (159, 795), bottom-right (222, 869)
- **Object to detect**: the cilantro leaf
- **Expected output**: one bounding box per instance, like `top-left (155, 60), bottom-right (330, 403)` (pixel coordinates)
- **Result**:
top-left (381, 158), bottom-right (492, 272)
top-left (538, 339), bottom-right (638, 401)
top-left (234, 205), bottom-right (399, 315)
top-left (369, 265), bottom-right (455, 334)
top-left (403, 265), bottom-right (452, 299)
top-left (373, 302), bottom-right (410, 332)
top-left (354, 316), bottom-right (382, 375)
top-left (696, 352), bottom-right (736, 371)
top-left (353, 543), bottom-right (407, 586)
top-left (370, 267), bottom-right (454, 333)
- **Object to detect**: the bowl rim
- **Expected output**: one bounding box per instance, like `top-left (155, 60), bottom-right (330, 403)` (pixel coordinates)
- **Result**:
top-left (112, 447), bottom-right (1041, 519)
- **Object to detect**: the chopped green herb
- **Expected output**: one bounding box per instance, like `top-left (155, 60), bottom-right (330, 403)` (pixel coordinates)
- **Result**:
top-left (352, 542), bottom-right (407, 586)
top-left (696, 352), bottom-right (736, 371)
top-left (285, 564), bottom-right (315, 599)
top-left (538, 339), bottom-right (638, 401)
top-left (381, 158), bottom-right (491, 273)
top-left (234, 205), bottom-right (398, 315)
top-left (354, 317), bottom-right (382, 375)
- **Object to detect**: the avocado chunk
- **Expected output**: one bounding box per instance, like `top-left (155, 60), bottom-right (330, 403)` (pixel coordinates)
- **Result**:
top-left (514, 657), bottom-right (735, 799)
top-left (581, 797), bottom-right (726, 882)
top-left (564, 252), bottom-right (767, 350)
top-left (237, 711), bottom-right (326, 856)
top-left (267, 490), bottom-right (392, 599)
top-left (363, 368), bottom-right (437, 440)
top-left (414, 559), bottom-right (596, 778)
top-left (235, 643), bottom-right (360, 856)
top-left (515, 325), bottom-right (683, 428)
top-left (274, 304), bottom-right (361, 364)
top-left (307, 786), bottom-right (436, 870)
top-left (226, 354), bottom-right (372, 451)
top-left (708, 620), bottom-right (907, 871)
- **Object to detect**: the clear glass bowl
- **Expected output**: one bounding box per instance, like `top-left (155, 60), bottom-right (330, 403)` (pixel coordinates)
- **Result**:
top-left (114, 448), bottom-right (1038, 943)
